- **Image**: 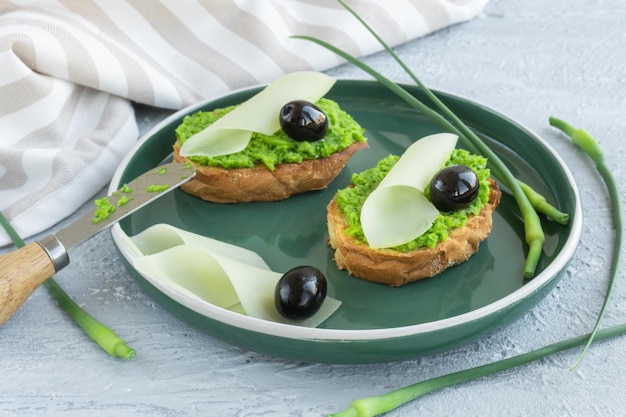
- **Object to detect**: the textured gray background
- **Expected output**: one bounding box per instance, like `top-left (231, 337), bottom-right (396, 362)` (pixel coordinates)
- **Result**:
top-left (2, 0), bottom-right (625, 415)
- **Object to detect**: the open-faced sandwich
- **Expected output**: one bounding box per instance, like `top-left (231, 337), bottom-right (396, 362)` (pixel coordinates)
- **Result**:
top-left (173, 72), bottom-right (367, 203)
top-left (327, 133), bottom-right (502, 286)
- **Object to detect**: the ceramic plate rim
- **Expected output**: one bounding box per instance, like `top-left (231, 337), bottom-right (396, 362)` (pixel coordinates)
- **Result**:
top-left (110, 78), bottom-right (582, 342)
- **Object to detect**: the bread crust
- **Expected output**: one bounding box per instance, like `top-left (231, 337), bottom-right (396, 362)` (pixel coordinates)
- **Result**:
top-left (327, 179), bottom-right (502, 286)
top-left (172, 140), bottom-right (368, 203)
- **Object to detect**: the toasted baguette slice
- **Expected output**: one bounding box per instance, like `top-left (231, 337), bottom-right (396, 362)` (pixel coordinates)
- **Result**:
top-left (173, 140), bottom-right (368, 203)
top-left (327, 179), bottom-right (502, 286)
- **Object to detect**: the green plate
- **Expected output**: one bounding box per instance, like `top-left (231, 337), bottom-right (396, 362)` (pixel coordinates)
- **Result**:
top-left (110, 80), bottom-right (581, 363)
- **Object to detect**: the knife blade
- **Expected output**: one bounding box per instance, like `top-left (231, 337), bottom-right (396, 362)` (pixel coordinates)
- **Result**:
top-left (0, 162), bottom-right (195, 325)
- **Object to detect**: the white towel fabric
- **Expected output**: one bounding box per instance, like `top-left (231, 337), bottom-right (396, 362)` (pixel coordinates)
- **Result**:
top-left (0, 0), bottom-right (488, 247)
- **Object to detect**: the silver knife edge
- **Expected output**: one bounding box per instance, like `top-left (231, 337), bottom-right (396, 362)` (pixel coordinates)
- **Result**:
top-left (55, 162), bottom-right (195, 251)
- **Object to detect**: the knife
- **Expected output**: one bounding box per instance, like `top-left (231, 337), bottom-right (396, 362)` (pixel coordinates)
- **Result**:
top-left (0, 162), bottom-right (195, 325)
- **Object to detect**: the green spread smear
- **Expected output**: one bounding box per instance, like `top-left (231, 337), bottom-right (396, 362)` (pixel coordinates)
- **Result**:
top-left (146, 184), bottom-right (169, 192)
top-left (337, 149), bottom-right (491, 252)
top-left (117, 195), bottom-right (134, 206)
top-left (92, 197), bottom-right (116, 224)
top-left (112, 184), bottom-right (132, 196)
top-left (175, 98), bottom-right (366, 170)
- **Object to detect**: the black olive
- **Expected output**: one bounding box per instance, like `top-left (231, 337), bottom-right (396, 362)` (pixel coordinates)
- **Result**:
top-left (275, 266), bottom-right (327, 320)
top-left (279, 100), bottom-right (328, 142)
top-left (429, 165), bottom-right (479, 212)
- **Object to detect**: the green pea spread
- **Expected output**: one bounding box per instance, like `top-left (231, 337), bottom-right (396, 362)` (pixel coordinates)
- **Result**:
top-left (175, 98), bottom-right (366, 170)
top-left (337, 149), bottom-right (492, 252)
top-left (91, 197), bottom-right (116, 224)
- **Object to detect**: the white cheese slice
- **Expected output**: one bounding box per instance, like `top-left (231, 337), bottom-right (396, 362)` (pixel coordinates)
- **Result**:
top-left (360, 133), bottom-right (458, 249)
top-left (179, 71), bottom-right (336, 157)
top-left (125, 224), bottom-right (340, 327)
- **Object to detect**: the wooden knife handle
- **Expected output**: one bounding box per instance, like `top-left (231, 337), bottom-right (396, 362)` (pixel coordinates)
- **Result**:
top-left (0, 242), bottom-right (57, 326)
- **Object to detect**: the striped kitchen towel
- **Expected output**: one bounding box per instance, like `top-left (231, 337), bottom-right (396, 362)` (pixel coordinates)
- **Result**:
top-left (0, 0), bottom-right (488, 247)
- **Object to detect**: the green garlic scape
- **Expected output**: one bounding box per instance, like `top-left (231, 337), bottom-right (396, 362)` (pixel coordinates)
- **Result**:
top-left (327, 323), bottom-right (626, 417)
top-left (291, 1), bottom-right (621, 415)
top-left (550, 116), bottom-right (622, 369)
top-left (0, 212), bottom-right (136, 360)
